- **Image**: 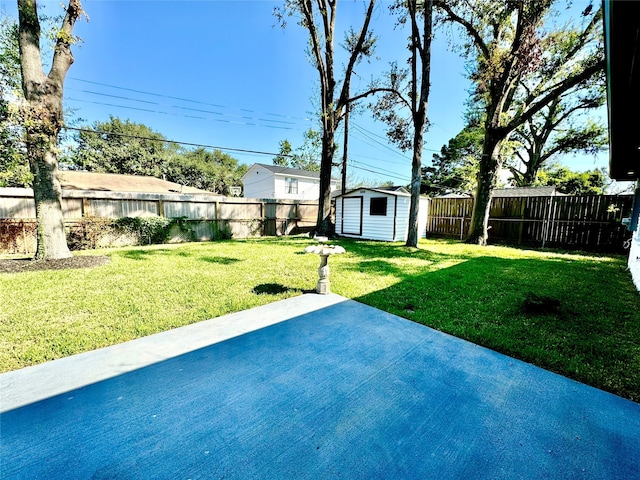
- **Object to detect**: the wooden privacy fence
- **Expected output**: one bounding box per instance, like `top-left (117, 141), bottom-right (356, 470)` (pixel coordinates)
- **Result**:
top-left (0, 188), bottom-right (318, 254)
top-left (427, 194), bottom-right (634, 252)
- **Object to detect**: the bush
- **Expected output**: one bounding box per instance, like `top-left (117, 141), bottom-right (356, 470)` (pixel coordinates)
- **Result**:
top-left (66, 216), bottom-right (199, 250)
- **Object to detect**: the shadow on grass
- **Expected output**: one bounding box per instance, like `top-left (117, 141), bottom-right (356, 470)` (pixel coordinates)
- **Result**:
top-left (253, 283), bottom-right (295, 295)
top-left (122, 249), bottom-right (178, 260)
top-left (351, 254), bottom-right (640, 403)
top-left (200, 256), bottom-right (241, 265)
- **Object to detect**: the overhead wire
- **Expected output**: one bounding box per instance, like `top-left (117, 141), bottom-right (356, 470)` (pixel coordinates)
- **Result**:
top-left (64, 77), bottom-right (444, 184)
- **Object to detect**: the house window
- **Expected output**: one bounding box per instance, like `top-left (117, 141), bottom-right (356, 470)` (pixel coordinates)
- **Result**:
top-left (370, 197), bottom-right (388, 216)
top-left (285, 177), bottom-right (298, 194)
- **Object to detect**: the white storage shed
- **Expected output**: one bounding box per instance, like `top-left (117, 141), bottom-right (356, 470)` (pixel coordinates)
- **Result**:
top-left (335, 187), bottom-right (429, 242)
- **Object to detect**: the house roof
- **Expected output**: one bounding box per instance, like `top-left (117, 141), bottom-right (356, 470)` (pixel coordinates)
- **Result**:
top-left (58, 171), bottom-right (219, 195)
top-left (603, 0), bottom-right (640, 180)
top-left (492, 186), bottom-right (563, 198)
top-left (250, 163), bottom-right (321, 179)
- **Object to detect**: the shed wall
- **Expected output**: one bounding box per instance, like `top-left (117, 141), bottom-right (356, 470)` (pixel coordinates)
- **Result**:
top-left (337, 190), bottom-right (410, 242)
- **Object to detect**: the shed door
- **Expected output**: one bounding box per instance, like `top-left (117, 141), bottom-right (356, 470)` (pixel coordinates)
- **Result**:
top-left (342, 197), bottom-right (363, 236)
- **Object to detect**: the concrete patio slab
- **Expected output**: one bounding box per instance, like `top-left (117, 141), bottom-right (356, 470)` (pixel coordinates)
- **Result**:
top-left (1, 294), bottom-right (639, 479)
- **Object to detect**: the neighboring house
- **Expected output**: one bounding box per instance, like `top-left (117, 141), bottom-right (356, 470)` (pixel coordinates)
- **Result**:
top-left (242, 163), bottom-right (338, 200)
top-left (335, 187), bottom-right (429, 242)
top-left (57, 171), bottom-right (218, 195)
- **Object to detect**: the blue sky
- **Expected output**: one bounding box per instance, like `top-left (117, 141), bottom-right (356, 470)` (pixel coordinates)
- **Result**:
top-left (1, 0), bottom-right (610, 186)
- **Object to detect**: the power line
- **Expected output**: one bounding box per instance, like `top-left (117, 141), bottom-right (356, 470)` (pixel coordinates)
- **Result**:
top-left (63, 126), bottom-right (286, 158)
top-left (67, 77), bottom-right (313, 123)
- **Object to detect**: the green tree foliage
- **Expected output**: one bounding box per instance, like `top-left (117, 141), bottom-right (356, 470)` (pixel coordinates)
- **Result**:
top-left (421, 124), bottom-right (483, 196)
top-left (507, 73), bottom-right (607, 186)
top-left (164, 148), bottom-right (247, 195)
top-left (69, 116), bottom-right (173, 177)
top-left (67, 116), bottom-right (246, 195)
top-left (273, 128), bottom-right (321, 171)
top-left (0, 14), bottom-right (30, 187)
top-left (536, 165), bottom-right (606, 195)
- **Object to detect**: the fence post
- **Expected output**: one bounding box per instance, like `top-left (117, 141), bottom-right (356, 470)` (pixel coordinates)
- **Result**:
top-left (541, 194), bottom-right (554, 248)
top-left (518, 199), bottom-right (525, 245)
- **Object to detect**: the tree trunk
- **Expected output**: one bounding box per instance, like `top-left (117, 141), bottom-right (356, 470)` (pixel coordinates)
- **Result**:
top-left (27, 125), bottom-right (71, 259)
top-left (467, 134), bottom-right (501, 245)
top-left (406, 0), bottom-right (433, 248)
top-left (18, 0), bottom-right (83, 260)
top-left (406, 139), bottom-right (423, 247)
top-left (316, 120), bottom-right (337, 237)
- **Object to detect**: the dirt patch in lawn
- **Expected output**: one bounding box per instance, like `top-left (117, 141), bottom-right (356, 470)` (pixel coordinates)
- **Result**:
top-left (0, 256), bottom-right (111, 274)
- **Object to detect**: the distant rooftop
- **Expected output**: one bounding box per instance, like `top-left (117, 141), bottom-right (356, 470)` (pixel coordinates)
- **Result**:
top-left (58, 171), bottom-right (219, 195)
top-left (253, 163), bottom-right (321, 179)
top-left (492, 186), bottom-right (563, 197)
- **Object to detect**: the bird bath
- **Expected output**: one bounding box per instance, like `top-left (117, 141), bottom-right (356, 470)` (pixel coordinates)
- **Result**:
top-left (304, 238), bottom-right (345, 294)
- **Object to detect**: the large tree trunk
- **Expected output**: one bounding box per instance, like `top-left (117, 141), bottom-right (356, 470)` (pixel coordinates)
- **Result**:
top-left (316, 122), bottom-right (337, 236)
top-left (18, 0), bottom-right (83, 260)
top-left (406, 138), bottom-right (423, 247)
top-left (467, 134), bottom-right (501, 245)
top-left (405, 0), bottom-right (433, 248)
top-left (27, 125), bottom-right (70, 259)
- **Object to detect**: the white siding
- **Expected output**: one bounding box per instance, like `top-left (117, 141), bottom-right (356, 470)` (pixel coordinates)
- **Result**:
top-left (338, 190), bottom-right (410, 242)
top-left (419, 196), bottom-right (429, 238)
top-left (274, 175), bottom-right (320, 200)
top-left (242, 165), bottom-right (276, 198)
top-left (628, 208), bottom-right (640, 290)
top-left (339, 196), bottom-right (363, 236)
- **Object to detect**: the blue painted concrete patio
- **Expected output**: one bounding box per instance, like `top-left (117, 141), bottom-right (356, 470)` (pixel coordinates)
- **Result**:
top-left (2, 294), bottom-right (639, 479)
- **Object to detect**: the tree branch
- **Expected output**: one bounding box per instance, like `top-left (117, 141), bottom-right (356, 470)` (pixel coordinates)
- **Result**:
top-left (49, 0), bottom-right (83, 85)
top-left (504, 59), bottom-right (605, 135)
top-left (336, 0), bottom-right (375, 111)
top-left (17, 0), bottom-right (44, 97)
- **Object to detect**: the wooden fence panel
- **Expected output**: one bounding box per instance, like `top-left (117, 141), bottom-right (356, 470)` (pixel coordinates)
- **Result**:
top-left (219, 202), bottom-right (262, 220)
top-left (0, 189), bottom-right (321, 254)
top-left (87, 199), bottom-right (159, 218)
top-left (163, 201), bottom-right (216, 220)
top-left (426, 194), bottom-right (633, 252)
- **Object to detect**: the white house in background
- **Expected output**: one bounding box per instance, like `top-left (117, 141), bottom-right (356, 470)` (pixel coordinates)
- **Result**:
top-left (335, 186), bottom-right (429, 242)
top-left (241, 163), bottom-right (338, 200)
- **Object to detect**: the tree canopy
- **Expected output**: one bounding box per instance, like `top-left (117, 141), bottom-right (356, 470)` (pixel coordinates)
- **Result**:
top-left (421, 123), bottom-right (483, 196)
top-left (272, 128), bottom-right (321, 171)
top-left (536, 164), bottom-right (606, 195)
top-left (66, 116), bottom-right (246, 195)
top-left (0, 14), bottom-right (29, 187)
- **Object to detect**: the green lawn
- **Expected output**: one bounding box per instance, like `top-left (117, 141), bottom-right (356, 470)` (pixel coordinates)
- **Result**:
top-left (1, 237), bottom-right (639, 403)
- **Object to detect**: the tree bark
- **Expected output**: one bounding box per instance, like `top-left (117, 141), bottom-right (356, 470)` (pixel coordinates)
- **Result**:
top-left (405, 0), bottom-right (432, 248)
top-left (18, 0), bottom-right (83, 260)
top-left (467, 133), bottom-right (501, 245)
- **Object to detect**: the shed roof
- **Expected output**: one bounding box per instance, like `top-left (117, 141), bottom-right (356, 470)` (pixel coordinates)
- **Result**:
top-left (58, 171), bottom-right (219, 195)
top-left (337, 186), bottom-right (411, 198)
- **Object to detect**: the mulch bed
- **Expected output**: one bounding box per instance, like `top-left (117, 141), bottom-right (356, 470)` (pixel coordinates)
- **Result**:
top-left (0, 256), bottom-right (111, 274)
